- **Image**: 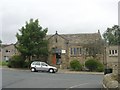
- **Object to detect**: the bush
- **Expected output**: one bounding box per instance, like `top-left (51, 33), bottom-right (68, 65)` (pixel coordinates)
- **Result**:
top-left (70, 60), bottom-right (82, 71)
top-left (96, 62), bottom-right (104, 72)
top-left (23, 60), bottom-right (32, 68)
top-left (7, 55), bottom-right (25, 68)
top-left (85, 58), bottom-right (104, 72)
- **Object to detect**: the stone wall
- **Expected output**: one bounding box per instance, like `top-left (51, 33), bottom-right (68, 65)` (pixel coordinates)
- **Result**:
top-left (106, 46), bottom-right (118, 70)
top-left (48, 34), bottom-right (69, 68)
top-left (48, 32), bottom-right (104, 69)
top-left (1, 44), bottom-right (18, 61)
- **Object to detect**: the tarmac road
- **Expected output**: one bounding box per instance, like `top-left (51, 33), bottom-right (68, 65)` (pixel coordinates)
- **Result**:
top-left (2, 68), bottom-right (103, 89)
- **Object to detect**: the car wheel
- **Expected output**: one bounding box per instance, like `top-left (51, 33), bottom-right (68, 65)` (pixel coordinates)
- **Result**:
top-left (49, 69), bottom-right (54, 73)
top-left (31, 68), bottom-right (36, 72)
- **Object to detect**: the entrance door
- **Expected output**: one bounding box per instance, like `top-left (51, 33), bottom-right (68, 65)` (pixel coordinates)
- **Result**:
top-left (56, 53), bottom-right (61, 65)
top-left (52, 54), bottom-right (56, 65)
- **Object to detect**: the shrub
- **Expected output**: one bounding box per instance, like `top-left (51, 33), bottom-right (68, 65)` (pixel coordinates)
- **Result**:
top-left (85, 59), bottom-right (98, 71)
top-left (96, 62), bottom-right (104, 72)
top-left (70, 60), bottom-right (82, 71)
top-left (7, 55), bottom-right (25, 68)
top-left (23, 60), bottom-right (32, 68)
top-left (85, 58), bottom-right (104, 72)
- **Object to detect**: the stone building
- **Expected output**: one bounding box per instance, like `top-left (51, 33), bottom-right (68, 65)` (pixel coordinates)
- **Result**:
top-left (1, 44), bottom-right (18, 61)
top-left (47, 31), bottom-right (104, 69)
top-left (106, 45), bottom-right (119, 74)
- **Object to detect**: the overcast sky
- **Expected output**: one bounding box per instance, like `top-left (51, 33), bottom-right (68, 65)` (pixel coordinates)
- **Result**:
top-left (1, 0), bottom-right (119, 44)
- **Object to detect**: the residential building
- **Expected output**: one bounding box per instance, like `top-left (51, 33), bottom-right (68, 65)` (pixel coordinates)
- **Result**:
top-left (106, 45), bottom-right (118, 74)
top-left (47, 31), bottom-right (104, 69)
top-left (1, 44), bottom-right (18, 61)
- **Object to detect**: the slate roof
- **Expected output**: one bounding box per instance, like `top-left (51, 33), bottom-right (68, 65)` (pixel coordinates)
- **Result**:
top-left (46, 31), bottom-right (102, 45)
top-left (61, 33), bottom-right (101, 44)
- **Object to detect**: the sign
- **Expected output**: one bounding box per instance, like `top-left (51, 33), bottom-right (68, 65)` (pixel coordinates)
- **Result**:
top-left (61, 50), bottom-right (66, 54)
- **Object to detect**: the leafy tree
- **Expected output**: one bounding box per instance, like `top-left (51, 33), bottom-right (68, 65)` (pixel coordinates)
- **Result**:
top-left (16, 19), bottom-right (48, 63)
top-left (103, 25), bottom-right (120, 45)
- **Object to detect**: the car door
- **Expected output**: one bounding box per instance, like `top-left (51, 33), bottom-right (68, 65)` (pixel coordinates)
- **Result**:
top-left (34, 62), bottom-right (41, 71)
top-left (40, 62), bottom-right (49, 71)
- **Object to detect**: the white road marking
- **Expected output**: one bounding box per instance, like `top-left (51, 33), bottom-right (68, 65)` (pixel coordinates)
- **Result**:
top-left (70, 83), bottom-right (89, 88)
top-left (66, 83), bottom-right (89, 90)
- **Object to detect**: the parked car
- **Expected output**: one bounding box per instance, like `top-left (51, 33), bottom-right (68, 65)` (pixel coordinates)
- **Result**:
top-left (30, 61), bottom-right (58, 73)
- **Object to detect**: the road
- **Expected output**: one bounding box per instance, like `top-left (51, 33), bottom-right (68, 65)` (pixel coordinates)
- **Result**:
top-left (2, 68), bottom-right (103, 89)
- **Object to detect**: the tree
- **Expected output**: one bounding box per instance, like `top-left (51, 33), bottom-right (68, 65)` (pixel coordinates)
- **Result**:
top-left (103, 25), bottom-right (120, 45)
top-left (16, 19), bottom-right (48, 63)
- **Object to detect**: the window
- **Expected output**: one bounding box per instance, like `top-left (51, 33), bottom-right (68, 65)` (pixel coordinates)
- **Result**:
top-left (77, 48), bottom-right (79, 54)
top-left (115, 50), bottom-right (117, 54)
top-left (41, 62), bottom-right (48, 66)
top-left (109, 50), bottom-right (111, 55)
top-left (86, 48), bottom-right (89, 55)
top-left (79, 48), bottom-right (82, 54)
top-left (55, 38), bottom-right (57, 43)
top-left (112, 50), bottom-right (114, 54)
top-left (35, 62), bottom-right (40, 65)
top-left (109, 50), bottom-right (118, 56)
top-left (70, 48), bottom-right (73, 55)
top-left (71, 47), bottom-right (82, 56)
top-left (5, 50), bottom-right (10, 53)
top-left (6, 50), bottom-right (8, 52)
top-left (73, 48), bottom-right (77, 55)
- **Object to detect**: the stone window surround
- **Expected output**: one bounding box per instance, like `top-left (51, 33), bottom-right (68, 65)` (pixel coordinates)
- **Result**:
top-left (109, 49), bottom-right (118, 56)
top-left (70, 47), bottom-right (82, 56)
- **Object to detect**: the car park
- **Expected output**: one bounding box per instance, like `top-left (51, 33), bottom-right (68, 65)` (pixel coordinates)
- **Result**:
top-left (30, 61), bottom-right (58, 73)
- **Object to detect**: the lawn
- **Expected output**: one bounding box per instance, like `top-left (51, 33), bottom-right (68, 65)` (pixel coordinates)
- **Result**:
top-left (0, 61), bottom-right (8, 66)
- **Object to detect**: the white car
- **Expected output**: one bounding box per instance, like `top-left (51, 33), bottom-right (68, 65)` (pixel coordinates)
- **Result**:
top-left (30, 61), bottom-right (58, 73)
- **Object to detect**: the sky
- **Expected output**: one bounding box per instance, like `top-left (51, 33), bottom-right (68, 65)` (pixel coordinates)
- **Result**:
top-left (1, 0), bottom-right (119, 44)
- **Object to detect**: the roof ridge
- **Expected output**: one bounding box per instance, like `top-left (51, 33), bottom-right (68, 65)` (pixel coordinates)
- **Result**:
top-left (47, 33), bottom-right (99, 36)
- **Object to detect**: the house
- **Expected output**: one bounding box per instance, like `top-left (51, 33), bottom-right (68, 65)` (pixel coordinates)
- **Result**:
top-left (1, 44), bottom-right (18, 61)
top-left (47, 31), bottom-right (104, 69)
top-left (106, 45), bottom-right (119, 74)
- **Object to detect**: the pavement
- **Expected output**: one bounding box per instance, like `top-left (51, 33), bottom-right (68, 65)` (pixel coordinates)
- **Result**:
top-left (58, 69), bottom-right (104, 75)
top-left (1, 66), bottom-right (104, 75)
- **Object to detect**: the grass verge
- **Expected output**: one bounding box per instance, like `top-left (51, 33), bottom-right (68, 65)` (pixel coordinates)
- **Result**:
top-left (0, 61), bottom-right (8, 66)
